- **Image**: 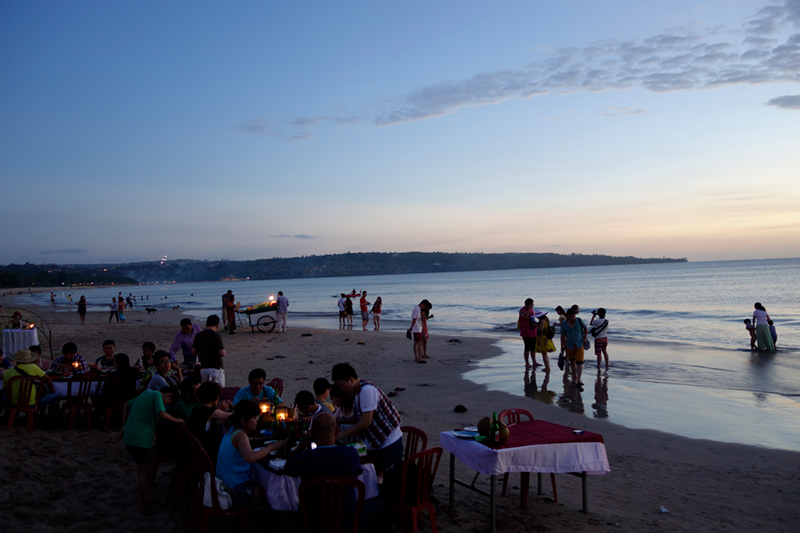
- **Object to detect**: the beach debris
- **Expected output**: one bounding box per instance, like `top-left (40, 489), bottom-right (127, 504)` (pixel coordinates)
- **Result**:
top-left (454, 404), bottom-right (468, 413)
top-left (344, 338), bottom-right (349, 341)
top-left (275, 355), bottom-right (286, 359)
top-left (416, 383), bottom-right (433, 387)
top-left (387, 392), bottom-right (397, 397)
top-left (308, 360), bottom-right (314, 364)
top-left (302, 333), bottom-right (312, 337)
top-left (662, 445), bottom-right (672, 449)
top-left (659, 506), bottom-right (669, 514)
top-left (394, 387), bottom-right (406, 392)
top-left (447, 338), bottom-right (462, 344)
top-left (357, 341), bottom-right (365, 345)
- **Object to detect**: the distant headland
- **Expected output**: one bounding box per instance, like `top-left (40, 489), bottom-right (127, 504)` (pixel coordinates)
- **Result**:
top-left (0, 252), bottom-right (687, 287)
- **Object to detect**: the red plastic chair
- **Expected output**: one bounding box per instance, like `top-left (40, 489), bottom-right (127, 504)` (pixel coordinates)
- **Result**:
top-left (61, 375), bottom-right (95, 431)
top-left (299, 476), bottom-right (366, 533)
top-left (187, 434), bottom-right (251, 533)
top-left (393, 446), bottom-right (443, 533)
top-left (99, 378), bottom-right (138, 430)
top-left (498, 408), bottom-right (558, 507)
top-left (401, 426), bottom-right (428, 462)
top-left (4, 375), bottom-right (45, 432)
top-left (267, 377), bottom-right (284, 398)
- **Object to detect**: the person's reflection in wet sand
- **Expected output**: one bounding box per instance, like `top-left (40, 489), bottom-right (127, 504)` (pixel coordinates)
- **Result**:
top-left (524, 370), bottom-right (557, 405)
top-left (592, 371), bottom-right (609, 418)
top-left (558, 372), bottom-right (584, 414)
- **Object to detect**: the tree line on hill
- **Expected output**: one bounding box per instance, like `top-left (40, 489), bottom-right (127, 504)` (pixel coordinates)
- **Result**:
top-left (0, 252), bottom-right (686, 287)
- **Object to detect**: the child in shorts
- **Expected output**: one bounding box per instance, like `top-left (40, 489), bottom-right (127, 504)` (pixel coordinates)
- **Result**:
top-left (744, 319), bottom-right (757, 350)
top-left (768, 319), bottom-right (777, 348)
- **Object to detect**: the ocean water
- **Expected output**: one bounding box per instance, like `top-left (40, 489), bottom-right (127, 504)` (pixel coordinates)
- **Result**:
top-left (17, 257), bottom-right (800, 449)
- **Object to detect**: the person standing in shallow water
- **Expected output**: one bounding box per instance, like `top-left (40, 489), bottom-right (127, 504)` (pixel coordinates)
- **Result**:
top-left (752, 302), bottom-right (776, 352)
top-left (519, 298), bottom-right (538, 369)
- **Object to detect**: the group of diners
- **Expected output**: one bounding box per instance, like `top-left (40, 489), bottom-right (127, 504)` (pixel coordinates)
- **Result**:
top-left (121, 361), bottom-right (401, 529)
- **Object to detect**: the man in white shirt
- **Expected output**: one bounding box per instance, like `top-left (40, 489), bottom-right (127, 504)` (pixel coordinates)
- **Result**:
top-left (337, 294), bottom-right (347, 327)
top-left (590, 308), bottom-right (610, 371)
top-left (276, 291), bottom-right (289, 333)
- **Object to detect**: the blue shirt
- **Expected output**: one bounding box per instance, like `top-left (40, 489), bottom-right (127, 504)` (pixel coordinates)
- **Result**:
top-left (232, 386), bottom-right (281, 406)
top-left (277, 295), bottom-right (289, 314)
top-left (561, 317), bottom-right (586, 349)
top-left (216, 429), bottom-right (251, 489)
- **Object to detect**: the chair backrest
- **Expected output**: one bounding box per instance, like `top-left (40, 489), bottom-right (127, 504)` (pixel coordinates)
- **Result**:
top-left (400, 426), bottom-right (428, 462)
top-left (299, 476), bottom-right (365, 533)
top-left (498, 408), bottom-right (534, 425)
top-left (399, 446), bottom-right (443, 508)
top-left (193, 433), bottom-right (225, 510)
top-left (65, 375), bottom-right (95, 403)
top-left (267, 377), bottom-right (284, 398)
top-left (5, 375), bottom-right (44, 408)
top-left (103, 378), bottom-right (139, 407)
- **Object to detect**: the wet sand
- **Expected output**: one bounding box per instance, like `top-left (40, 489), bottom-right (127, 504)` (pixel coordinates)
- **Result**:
top-left (1, 292), bottom-right (800, 532)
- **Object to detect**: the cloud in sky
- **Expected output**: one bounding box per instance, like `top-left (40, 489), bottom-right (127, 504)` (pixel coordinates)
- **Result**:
top-left (39, 248), bottom-right (88, 254)
top-left (603, 106), bottom-right (648, 117)
top-left (251, 0), bottom-right (800, 139)
top-left (766, 93), bottom-right (800, 108)
top-left (269, 234), bottom-right (317, 240)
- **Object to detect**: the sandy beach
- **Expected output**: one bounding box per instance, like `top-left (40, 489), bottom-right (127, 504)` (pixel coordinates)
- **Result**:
top-left (2, 292), bottom-right (799, 532)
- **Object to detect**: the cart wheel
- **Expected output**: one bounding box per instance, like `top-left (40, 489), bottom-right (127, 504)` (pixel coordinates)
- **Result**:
top-left (256, 315), bottom-right (277, 333)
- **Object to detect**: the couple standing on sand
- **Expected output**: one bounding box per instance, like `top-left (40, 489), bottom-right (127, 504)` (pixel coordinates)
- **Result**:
top-left (411, 299), bottom-right (433, 363)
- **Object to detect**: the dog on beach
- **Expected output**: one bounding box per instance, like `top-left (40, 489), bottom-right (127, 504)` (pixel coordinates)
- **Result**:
top-left (145, 308), bottom-right (157, 314)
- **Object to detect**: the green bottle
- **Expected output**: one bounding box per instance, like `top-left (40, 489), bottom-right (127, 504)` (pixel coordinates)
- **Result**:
top-left (490, 412), bottom-right (499, 446)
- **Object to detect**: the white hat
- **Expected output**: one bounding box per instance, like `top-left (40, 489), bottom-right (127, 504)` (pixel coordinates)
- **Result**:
top-left (533, 310), bottom-right (548, 318)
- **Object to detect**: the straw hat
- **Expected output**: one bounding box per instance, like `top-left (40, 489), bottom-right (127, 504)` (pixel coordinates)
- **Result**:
top-left (13, 349), bottom-right (38, 364)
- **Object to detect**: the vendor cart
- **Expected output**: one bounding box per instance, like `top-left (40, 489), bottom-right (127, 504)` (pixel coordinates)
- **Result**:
top-left (239, 303), bottom-right (279, 333)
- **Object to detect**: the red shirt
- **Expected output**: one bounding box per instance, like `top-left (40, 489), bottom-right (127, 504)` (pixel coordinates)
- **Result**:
top-left (360, 297), bottom-right (368, 312)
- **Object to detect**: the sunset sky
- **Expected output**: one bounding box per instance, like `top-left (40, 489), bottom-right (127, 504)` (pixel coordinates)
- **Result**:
top-left (2, 0), bottom-right (799, 264)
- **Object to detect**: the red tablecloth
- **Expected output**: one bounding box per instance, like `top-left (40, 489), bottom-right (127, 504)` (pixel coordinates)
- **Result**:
top-left (503, 420), bottom-right (604, 448)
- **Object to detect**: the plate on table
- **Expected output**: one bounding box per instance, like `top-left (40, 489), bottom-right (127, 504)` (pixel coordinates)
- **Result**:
top-left (464, 426), bottom-right (479, 432)
top-left (452, 430), bottom-right (479, 439)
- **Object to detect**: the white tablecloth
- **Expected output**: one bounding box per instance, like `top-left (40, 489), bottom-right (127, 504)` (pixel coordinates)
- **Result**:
top-left (2, 329), bottom-right (40, 355)
top-left (251, 462), bottom-right (379, 511)
top-left (440, 431), bottom-right (610, 476)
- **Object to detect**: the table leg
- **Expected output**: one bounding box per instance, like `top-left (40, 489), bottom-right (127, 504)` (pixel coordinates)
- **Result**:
top-left (490, 474), bottom-right (496, 533)
top-left (449, 452), bottom-right (455, 519)
top-left (537, 472), bottom-right (543, 495)
top-left (521, 472), bottom-right (530, 510)
top-left (581, 471), bottom-right (588, 513)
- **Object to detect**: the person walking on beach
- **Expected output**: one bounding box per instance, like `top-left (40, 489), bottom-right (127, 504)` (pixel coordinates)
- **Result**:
top-left (421, 306), bottom-right (433, 358)
top-left (411, 300), bottom-right (432, 363)
top-left (225, 294), bottom-right (237, 335)
top-left (118, 295), bottom-right (126, 323)
top-left (752, 303), bottom-right (776, 352)
top-left (50, 292), bottom-right (56, 307)
top-left (359, 291), bottom-right (371, 331)
top-left (345, 296), bottom-right (354, 326)
top-left (77, 296), bottom-right (87, 325)
top-left (561, 306), bottom-right (588, 389)
top-left (66, 294), bottom-right (73, 310)
top-left (519, 298), bottom-right (538, 368)
top-left (193, 315), bottom-right (226, 386)
top-left (338, 294), bottom-right (347, 327)
top-left (276, 291), bottom-right (289, 333)
top-left (590, 308), bottom-right (610, 371)
top-left (108, 297), bottom-right (119, 323)
top-left (222, 290), bottom-right (232, 330)
top-left (372, 297), bottom-right (382, 331)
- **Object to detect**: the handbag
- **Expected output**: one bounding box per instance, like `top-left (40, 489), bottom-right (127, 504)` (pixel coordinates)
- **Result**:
top-left (557, 352), bottom-right (565, 371)
top-left (406, 329), bottom-right (412, 340)
top-left (590, 319), bottom-right (608, 338)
